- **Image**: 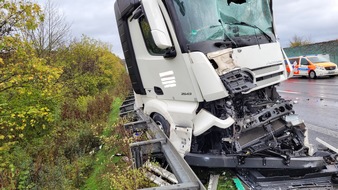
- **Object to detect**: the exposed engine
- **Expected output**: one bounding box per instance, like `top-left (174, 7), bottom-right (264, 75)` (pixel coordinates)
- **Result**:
top-left (191, 81), bottom-right (309, 161)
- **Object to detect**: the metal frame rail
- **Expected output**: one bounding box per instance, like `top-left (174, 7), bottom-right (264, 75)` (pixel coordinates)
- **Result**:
top-left (119, 95), bottom-right (205, 190)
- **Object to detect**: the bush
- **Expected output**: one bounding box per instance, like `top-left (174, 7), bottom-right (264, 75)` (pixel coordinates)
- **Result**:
top-left (1, 2), bottom-right (132, 188)
top-left (109, 165), bottom-right (154, 190)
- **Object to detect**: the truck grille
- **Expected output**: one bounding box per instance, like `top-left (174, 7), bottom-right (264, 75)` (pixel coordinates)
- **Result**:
top-left (256, 71), bottom-right (284, 82)
top-left (252, 63), bottom-right (285, 83)
top-left (325, 66), bottom-right (336, 70)
top-left (243, 63), bottom-right (286, 92)
top-left (252, 64), bottom-right (283, 76)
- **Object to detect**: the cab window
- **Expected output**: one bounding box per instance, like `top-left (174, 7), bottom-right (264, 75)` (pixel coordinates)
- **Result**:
top-left (139, 16), bottom-right (166, 55)
top-left (300, 58), bottom-right (309, 65)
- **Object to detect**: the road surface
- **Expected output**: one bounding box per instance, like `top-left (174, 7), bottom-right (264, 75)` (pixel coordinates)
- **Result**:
top-left (277, 76), bottom-right (338, 152)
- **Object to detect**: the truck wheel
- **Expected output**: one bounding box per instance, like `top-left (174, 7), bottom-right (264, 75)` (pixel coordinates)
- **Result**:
top-left (309, 71), bottom-right (317, 79)
top-left (152, 113), bottom-right (170, 137)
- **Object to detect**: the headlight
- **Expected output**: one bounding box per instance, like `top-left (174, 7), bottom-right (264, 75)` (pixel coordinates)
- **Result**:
top-left (317, 66), bottom-right (325, 70)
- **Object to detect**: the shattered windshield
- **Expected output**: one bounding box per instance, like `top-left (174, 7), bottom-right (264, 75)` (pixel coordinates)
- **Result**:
top-left (172, 0), bottom-right (274, 46)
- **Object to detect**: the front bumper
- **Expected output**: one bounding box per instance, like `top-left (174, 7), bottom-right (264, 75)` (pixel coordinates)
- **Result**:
top-left (316, 69), bottom-right (338, 76)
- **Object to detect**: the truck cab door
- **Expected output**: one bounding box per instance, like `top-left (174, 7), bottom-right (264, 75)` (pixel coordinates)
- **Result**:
top-left (289, 58), bottom-right (300, 75)
top-left (127, 4), bottom-right (202, 102)
top-left (299, 58), bottom-right (310, 76)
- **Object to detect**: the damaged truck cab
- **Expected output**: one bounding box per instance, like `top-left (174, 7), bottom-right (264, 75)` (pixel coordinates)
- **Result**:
top-left (114, 0), bottom-right (334, 172)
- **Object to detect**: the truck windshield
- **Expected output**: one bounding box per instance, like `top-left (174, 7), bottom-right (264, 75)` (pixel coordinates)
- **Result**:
top-left (172, 0), bottom-right (274, 47)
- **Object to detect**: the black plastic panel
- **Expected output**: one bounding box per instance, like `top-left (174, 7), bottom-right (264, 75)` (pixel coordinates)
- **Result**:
top-left (185, 153), bottom-right (326, 169)
top-left (115, 0), bottom-right (146, 95)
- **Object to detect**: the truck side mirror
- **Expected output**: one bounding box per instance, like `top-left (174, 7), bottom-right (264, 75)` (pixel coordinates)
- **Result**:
top-left (142, 0), bottom-right (173, 49)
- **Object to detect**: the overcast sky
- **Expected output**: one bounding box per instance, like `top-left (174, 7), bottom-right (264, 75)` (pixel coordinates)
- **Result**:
top-left (36, 0), bottom-right (338, 58)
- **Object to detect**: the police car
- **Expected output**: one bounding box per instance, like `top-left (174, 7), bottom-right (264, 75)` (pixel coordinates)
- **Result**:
top-left (286, 55), bottom-right (338, 79)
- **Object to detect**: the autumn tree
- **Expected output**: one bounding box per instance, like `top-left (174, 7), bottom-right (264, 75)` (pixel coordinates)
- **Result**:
top-left (24, 0), bottom-right (71, 59)
top-left (1, 1), bottom-right (131, 189)
top-left (289, 35), bottom-right (312, 47)
top-left (1, 1), bottom-right (40, 60)
top-left (0, 0), bottom-right (44, 36)
top-left (0, 0), bottom-right (61, 152)
top-left (56, 35), bottom-right (126, 98)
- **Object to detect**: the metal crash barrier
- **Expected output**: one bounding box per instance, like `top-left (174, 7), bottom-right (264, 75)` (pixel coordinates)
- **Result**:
top-left (120, 95), bottom-right (205, 190)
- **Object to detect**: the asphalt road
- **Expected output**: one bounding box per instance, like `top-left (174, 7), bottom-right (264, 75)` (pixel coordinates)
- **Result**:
top-left (277, 76), bottom-right (338, 152)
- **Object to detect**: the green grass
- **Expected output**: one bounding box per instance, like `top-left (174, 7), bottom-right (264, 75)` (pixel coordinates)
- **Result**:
top-left (105, 97), bottom-right (122, 137)
top-left (217, 173), bottom-right (237, 190)
top-left (81, 149), bottom-right (121, 190)
top-left (202, 170), bottom-right (237, 190)
top-left (82, 97), bottom-right (123, 190)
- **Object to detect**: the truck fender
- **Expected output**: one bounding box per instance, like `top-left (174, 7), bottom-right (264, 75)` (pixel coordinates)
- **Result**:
top-left (144, 99), bottom-right (175, 128)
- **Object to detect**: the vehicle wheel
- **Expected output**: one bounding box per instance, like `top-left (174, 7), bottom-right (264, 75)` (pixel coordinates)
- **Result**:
top-left (152, 113), bottom-right (170, 137)
top-left (309, 70), bottom-right (317, 79)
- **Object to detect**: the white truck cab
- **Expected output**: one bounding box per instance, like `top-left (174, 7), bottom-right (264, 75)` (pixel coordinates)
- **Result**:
top-left (115, 0), bottom-right (310, 167)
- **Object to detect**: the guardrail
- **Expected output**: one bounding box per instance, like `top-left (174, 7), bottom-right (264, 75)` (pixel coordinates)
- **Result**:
top-left (119, 95), bottom-right (205, 190)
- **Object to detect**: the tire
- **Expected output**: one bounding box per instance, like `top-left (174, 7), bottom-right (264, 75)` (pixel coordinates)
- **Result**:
top-left (309, 70), bottom-right (317, 79)
top-left (152, 113), bottom-right (170, 137)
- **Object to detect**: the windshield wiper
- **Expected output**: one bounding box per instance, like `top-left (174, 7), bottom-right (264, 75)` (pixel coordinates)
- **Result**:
top-left (173, 0), bottom-right (185, 16)
top-left (218, 19), bottom-right (238, 48)
top-left (228, 22), bottom-right (272, 42)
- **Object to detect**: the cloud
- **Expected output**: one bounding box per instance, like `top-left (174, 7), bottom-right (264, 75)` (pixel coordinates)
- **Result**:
top-left (35, 0), bottom-right (123, 58)
top-left (35, 0), bottom-right (338, 57)
top-left (274, 0), bottom-right (338, 47)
